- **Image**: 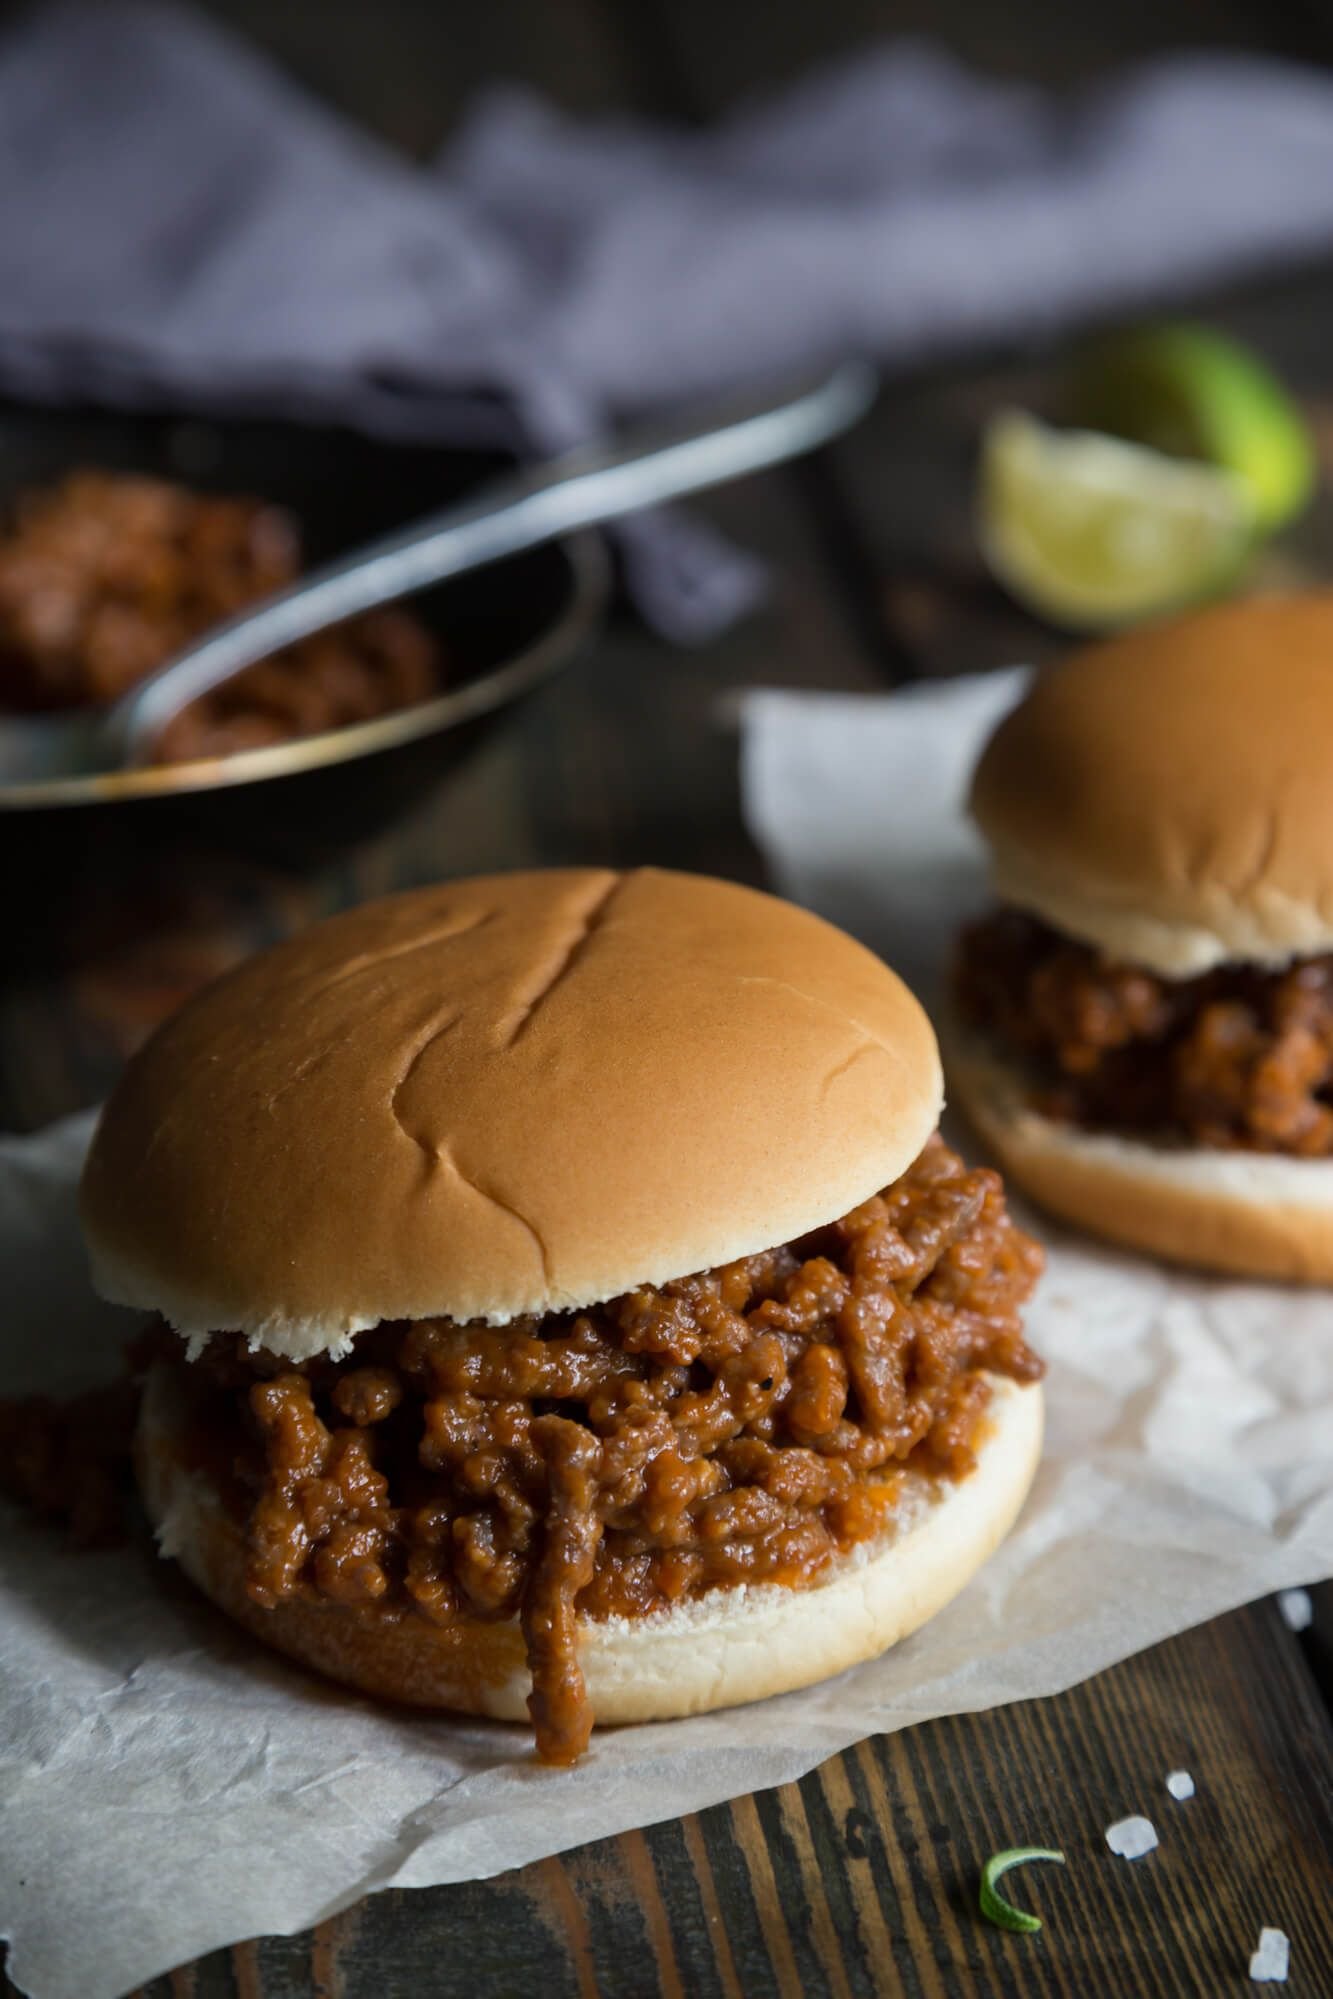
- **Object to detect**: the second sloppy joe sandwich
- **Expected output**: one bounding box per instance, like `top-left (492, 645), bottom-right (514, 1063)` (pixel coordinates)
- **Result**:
top-left (954, 592), bottom-right (1333, 1281)
top-left (81, 868), bottom-right (1045, 1763)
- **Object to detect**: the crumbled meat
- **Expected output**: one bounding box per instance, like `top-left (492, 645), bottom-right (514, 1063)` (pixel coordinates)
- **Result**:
top-left (0, 1377), bottom-right (139, 1547)
top-left (0, 469), bottom-right (441, 760)
top-left (167, 1134), bottom-right (1043, 1764)
top-left (152, 607), bottom-right (437, 765)
top-left (956, 907), bottom-right (1333, 1154)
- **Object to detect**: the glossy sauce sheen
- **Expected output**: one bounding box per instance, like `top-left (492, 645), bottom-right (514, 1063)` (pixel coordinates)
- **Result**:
top-left (958, 907), bottom-right (1333, 1154)
top-left (163, 1135), bottom-right (1044, 1765)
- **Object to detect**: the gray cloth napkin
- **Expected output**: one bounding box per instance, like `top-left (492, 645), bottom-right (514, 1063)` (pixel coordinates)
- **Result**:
top-left (7, 3), bottom-right (1333, 636)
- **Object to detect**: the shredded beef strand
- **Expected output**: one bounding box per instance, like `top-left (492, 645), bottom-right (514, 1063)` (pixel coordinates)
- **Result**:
top-left (956, 907), bottom-right (1333, 1153)
top-left (523, 1417), bottom-right (606, 1764)
top-left (164, 1132), bottom-right (1041, 1764)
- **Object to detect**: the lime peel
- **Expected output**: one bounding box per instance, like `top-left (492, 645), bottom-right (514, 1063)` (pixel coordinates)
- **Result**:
top-left (1069, 323), bottom-right (1316, 535)
top-left (979, 1846), bottom-right (1066, 1934)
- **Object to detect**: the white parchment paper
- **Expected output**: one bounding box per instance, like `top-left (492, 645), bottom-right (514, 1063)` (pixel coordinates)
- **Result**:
top-left (3, 669), bottom-right (1332, 1997)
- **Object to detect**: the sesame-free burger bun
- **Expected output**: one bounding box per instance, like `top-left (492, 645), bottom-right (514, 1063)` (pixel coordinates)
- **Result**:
top-left (947, 1022), bottom-right (1333, 1282)
top-left (970, 594), bottom-right (1333, 977)
top-left (136, 1359), bottom-right (1042, 1724)
top-left (81, 869), bottom-right (942, 1357)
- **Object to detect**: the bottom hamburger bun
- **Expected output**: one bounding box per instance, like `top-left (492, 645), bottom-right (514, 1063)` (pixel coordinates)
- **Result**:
top-left (947, 1026), bottom-right (1333, 1283)
top-left (136, 1360), bottom-right (1043, 1728)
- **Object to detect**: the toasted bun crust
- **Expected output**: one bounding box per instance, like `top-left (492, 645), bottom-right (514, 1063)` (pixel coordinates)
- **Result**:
top-left (970, 595), bottom-right (1333, 976)
top-left (81, 869), bottom-right (942, 1358)
top-left (947, 1024), bottom-right (1333, 1281)
top-left (136, 1361), bottom-right (1042, 1727)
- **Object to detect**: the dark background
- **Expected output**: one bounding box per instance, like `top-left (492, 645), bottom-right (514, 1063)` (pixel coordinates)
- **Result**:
top-left (0, 0), bottom-right (1323, 148)
top-left (172, 1), bottom-right (1333, 138)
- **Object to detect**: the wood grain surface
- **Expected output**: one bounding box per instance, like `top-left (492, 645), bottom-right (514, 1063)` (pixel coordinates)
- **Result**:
top-left (96, 1601), bottom-right (1331, 1998)
top-left (3, 1), bottom-right (1332, 1994)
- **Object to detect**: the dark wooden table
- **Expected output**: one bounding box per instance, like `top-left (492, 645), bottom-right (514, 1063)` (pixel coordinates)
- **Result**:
top-left (3, 3), bottom-right (1333, 1994)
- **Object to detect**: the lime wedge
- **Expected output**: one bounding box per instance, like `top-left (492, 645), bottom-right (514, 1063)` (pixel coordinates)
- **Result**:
top-left (1068, 324), bottom-right (1316, 533)
top-left (979, 410), bottom-right (1254, 631)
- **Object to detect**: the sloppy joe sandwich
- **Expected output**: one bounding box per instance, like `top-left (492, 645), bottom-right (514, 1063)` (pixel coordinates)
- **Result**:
top-left (81, 868), bottom-right (1045, 1763)
top-left (953, 593), bottom-right (1333, 1279)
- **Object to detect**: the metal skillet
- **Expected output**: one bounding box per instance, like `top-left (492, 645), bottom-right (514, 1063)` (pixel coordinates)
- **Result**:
top-left (0, 365), bottom-right (875, 809)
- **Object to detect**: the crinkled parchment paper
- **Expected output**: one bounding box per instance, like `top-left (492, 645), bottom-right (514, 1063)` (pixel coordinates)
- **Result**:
top-left (2, 669), bottom-right (1330, 1996)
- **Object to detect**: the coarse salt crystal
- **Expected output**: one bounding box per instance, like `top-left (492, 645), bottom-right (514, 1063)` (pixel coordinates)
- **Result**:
top-left (1249, 1928), bottom-right (1290, 1983)
top-left (1104, 1816), bottom-right (1158, 1860)
top-left (1165, 1770), bottom-right (1194, 1800)
top-left (1278, 1588), bottom-right (1313, 1632)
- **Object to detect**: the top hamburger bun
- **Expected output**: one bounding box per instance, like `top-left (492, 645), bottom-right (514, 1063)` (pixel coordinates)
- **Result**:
top-left (81, 867), bottom-right (942, 1357)
top-left (970, 593), bottom-right (1333, 977)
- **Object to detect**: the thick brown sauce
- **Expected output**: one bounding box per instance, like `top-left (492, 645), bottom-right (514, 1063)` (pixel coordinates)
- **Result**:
top-left (957, 906), bottom-right (1333, 1154)
top-left (164, 1134), bottom-right (1043, 1764)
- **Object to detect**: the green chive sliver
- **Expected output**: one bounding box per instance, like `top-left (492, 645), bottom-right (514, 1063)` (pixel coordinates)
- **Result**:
top-left (979, 1847), bottom-right (1066, 1934)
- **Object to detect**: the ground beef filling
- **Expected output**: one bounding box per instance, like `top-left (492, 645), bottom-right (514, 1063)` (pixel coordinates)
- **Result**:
top-left (957, 906), bottom-right (1333, 1155)
top-left (0, 1377), bottom-right (139, 1547)
top-left (166, 1134), bottom-right (1042, 1764)
top-left (0, 469), bottom-right (442, 761)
